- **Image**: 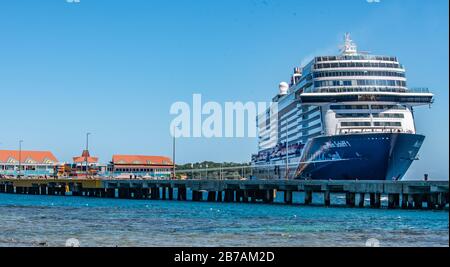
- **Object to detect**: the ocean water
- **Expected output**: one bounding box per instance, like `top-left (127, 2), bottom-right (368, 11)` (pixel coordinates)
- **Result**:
top-left (0, 192), bottom-right (448, 247)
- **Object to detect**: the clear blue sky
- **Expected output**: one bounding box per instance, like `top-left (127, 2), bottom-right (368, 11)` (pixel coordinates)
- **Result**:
top-left (0, 0), bottom-right (448, 180)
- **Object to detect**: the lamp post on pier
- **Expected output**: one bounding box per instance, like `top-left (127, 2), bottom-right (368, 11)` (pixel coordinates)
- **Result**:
top-left (172, 125), bottom-right (176, 180)
top-left (18, 140), bottom-right (23, 178)
top-left (85, 132), bottom-right (91, 178)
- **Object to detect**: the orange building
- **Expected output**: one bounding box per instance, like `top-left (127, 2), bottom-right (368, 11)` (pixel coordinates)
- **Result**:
top-left (69, 150), bottom-right (101, 177)
top-left (0, 150), bottom-right (59, 177)
top-left (73, 150), bottom-right (99, 166)
top-left (109, 155), bottom-right (174, 178)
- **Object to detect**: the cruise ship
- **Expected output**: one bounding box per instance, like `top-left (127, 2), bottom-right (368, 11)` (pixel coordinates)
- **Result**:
top-left (252, 34), bottom-right (434, 180)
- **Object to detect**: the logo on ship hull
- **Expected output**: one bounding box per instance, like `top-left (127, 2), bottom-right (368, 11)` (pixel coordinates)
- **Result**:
top-left (324, 140), bottom-right (351, 149)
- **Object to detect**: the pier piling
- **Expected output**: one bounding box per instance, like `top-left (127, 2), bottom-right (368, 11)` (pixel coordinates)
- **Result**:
top-left (6, 185), bottom-right (14, 193)
top-left (216, 191), bottom-right (223, 202)
top-left (242, 190), bottom-right (249, 203)
top-left (388, 194), bottom-right (398, 209)
top-left (369, 193), bottom-right (381, 208)
top-left (161, 187), bottom-right (167, 200)
top-left (192, 190), bottom-right (202, 201)
top-left (284, 191), bottom-right (293, 205)
top-left (224, 189), bottom-right (234, 202)
top-left (413, 195), bottom-right (423, 209)
top-left (207, 191), bottom-right (216, 202)
top-left (304, 191), bottom-right (313, 205)
top-left (407, 194), bottom-right (415, 209)
top-left (168, 188), bottom-right (173, 200)
top-left (346, 193), bottom-right (356, 207)
top-left (40, 185), bottom-right (47, 195)
top-left (264, 189), bottom-right (274, 203)
top-left (437, 193), bottom-right (447, 209)
top-left (324, 191), bottom-right (331, 207)
top-left (358, 193), bottom-right (365, 207)
top-left (177, 187), bottom-right (187, 201)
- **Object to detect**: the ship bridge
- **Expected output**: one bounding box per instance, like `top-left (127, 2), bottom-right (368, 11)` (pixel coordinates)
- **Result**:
top-left (299, 33), bottom-right (434, 106)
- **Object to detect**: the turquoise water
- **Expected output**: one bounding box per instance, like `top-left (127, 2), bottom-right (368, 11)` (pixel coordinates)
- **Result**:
top-left (0, 193), bottom-right (448, 247)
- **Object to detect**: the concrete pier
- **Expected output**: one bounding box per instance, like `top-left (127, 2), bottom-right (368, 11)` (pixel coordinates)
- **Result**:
top-left (0, 178), bottom-right (448, 210)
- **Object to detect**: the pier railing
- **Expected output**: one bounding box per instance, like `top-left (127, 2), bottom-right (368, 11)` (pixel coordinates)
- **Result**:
top-left (175, 163), bottom-right (300, 180)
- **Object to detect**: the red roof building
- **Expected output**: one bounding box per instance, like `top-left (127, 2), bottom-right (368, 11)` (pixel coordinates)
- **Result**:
top-left (65, 150), bottom-right (101, 177)
top-left (0, 150), bottom-right (59, 176)
top-left (73, 150), bottom-right (99, 165)
top-left (0, 150), bottom-right (58, 164)
top-left (110, 155), bottom-right (173, 178)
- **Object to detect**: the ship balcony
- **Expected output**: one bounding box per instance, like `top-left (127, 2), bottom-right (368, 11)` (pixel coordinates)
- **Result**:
top-left (312, 87), bottom-right (430, 94)
top-left (299, 88), bottom-right (433, 106)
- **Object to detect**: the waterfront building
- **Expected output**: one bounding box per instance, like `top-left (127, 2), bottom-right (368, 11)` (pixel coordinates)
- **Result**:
top-left (109, 155), bottom-right (174, 178)
top-left (0, 150), bottom-right (59, 177)
top-left (72, 150), bottom-right (100, 176)
top-left (57, 150), bottom-right (107, 177)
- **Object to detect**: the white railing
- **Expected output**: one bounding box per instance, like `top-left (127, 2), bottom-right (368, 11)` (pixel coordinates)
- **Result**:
top-left (337, 127), bottom-right (413, 135)
top-left (175, 163), bottom-right (302, 180)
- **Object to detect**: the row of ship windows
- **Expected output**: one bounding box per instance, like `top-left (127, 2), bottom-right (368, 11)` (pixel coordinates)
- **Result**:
top-left (277, 123), bottom-right (322, 138)
top-left (330, 104), bottom-right (407, 110)
top-left (313, 70), bottom-right (405, 78)
top-left (341, 121), bottom-right (402, 127)
top-left (314, 80), bottom-right (406, 88)
top-left (281, 111), bottom-right (321, 126)
top-left (336, 113), bottom-right (405, 118)
top-left (316, 55), bottom-right (398, 62)
top-left (279, 106), bottom-right (320, 124)
top-left (314, 87), bottom-right (408, 93)
top-left (260, 124), bottom-right (322, 142)
top-left (276, 121), bottom-right (322, 137)
top-left (314, 62), bottom-right (401, 69)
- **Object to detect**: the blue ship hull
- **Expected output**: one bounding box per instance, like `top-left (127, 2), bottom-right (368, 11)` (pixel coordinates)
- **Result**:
top-left (294, 133), bottom-right (425, 181)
